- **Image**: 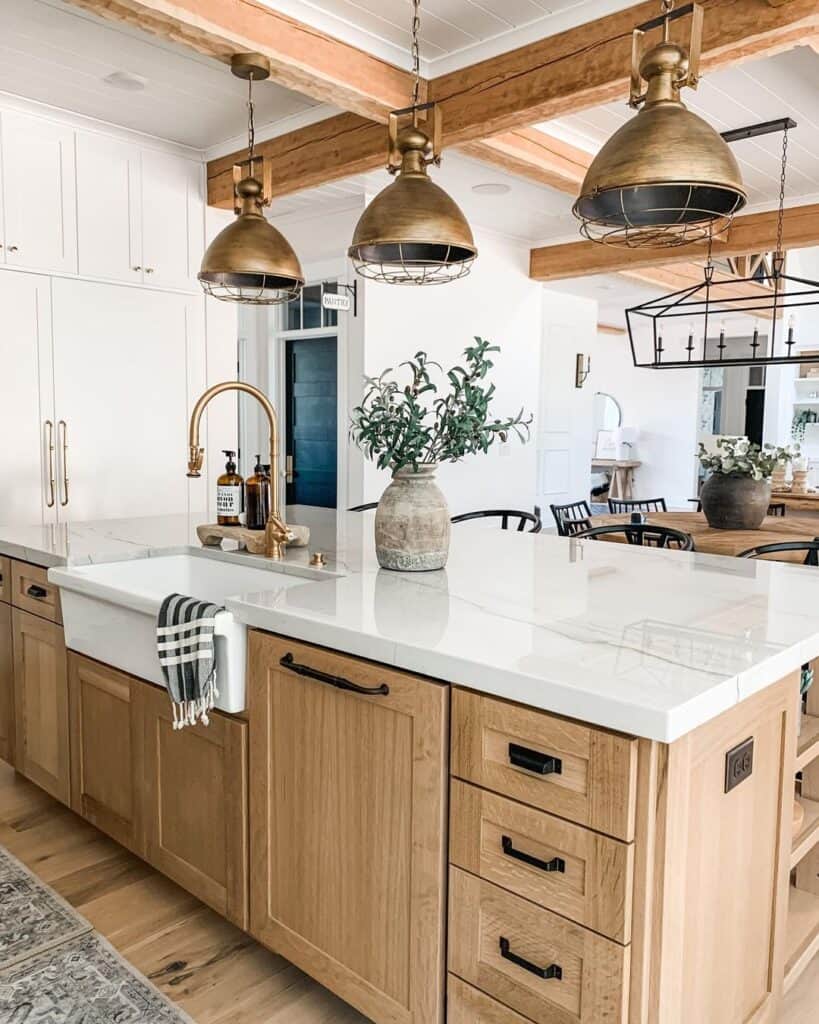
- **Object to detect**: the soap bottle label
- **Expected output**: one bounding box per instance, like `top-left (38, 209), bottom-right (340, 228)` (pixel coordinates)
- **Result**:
top-left (217, 485), bottom-right (242, 516)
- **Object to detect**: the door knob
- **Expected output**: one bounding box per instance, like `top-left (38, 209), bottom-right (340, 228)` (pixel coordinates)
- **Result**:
top-left (133, 265), bottom-right (142, 272)
top-left (145, 267), bottom-right (154, 274)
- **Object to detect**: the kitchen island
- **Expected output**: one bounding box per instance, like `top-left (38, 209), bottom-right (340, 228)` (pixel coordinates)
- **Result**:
top-left (1, 510), bottom-right (817, 1023)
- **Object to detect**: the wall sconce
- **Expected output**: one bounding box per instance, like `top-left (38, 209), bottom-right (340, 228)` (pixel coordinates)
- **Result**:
top-left (575, 353), bottom-right (591, 388)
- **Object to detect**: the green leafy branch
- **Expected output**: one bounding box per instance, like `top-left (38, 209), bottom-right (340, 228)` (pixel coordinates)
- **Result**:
top-left (350, 338), bottom-right (532, 473)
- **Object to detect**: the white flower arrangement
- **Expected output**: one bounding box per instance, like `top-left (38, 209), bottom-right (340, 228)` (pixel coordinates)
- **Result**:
top-left (697, 437), bottom-right (799, 481)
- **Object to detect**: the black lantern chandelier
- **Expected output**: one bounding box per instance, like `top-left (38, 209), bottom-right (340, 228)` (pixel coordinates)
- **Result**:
top-left (626, 118), bottom-right (819, 369)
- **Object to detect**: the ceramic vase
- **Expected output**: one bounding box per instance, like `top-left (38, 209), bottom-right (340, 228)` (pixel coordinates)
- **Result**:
top-left (374, 464), bottom-right (450, 571)
top-left (700, 473), bottom-right (771, 530)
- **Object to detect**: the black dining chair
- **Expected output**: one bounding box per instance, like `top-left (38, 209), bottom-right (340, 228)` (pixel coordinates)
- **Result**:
top-left (573, 523), bottom-right (695, 551)
top-left (608, 497), bottom-right (667, 514)
top-left (738, 539), bottom-right (819, 566)
top-left (688, 498), bottom-right (703, 512)
top-left (550, 500), bottom-right (592, 537)
top-left (348, 502), bottom-right (379, 512)
top-left (451, 509), bottom-right (542, 533)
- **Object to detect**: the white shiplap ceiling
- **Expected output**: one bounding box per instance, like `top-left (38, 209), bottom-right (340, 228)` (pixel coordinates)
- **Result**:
top-left (260, 0), bottom-right (640, 76)
top-left (0, 0), bottom-right (327, 150)
top-left (541, 46), bottom-right (819, 215)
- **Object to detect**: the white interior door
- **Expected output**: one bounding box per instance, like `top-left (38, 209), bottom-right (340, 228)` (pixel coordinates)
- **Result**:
top-left (141, 150), bottom-right (203, 291)
top-left (76, 132), bottom-right (142, 284)
top-left (0, 271), bottom-right (56, 526)
top-left (51, 279), bottom-right (197, 522)
top-left (1, 112), bottom-right (77, 274)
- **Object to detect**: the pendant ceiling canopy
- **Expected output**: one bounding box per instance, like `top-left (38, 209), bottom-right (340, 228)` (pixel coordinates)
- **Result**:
top-left (574, 2), bottom-right (747, 249)
top-left (349, 1), bottom-right (477, 285)
top-left (199, 54), bottom-right (304, 305)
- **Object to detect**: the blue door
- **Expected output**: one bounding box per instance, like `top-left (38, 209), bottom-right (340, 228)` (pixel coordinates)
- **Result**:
top-left (285, 337), bottom-right (338, 508)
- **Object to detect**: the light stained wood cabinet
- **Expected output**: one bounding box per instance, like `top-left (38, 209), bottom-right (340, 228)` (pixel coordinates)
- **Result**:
top-left (248, 632), bottom-right (449, 1024)
top-left (448, 975), bottom-right (536, 1024)
top-left (0, 110), bottom-right (77, 274)
top-left (138, 679), bottom-right (249, 928)
top-left (12, 608), bottom-right (70, 804)
top-left (68, 654), bottom-right (142, 854)
top-left (0, 601), bottom-right (14, 765)
top-left (452, 688), bottom-right (639, 842)
top-left (10, 560), bottom-right (62, 624)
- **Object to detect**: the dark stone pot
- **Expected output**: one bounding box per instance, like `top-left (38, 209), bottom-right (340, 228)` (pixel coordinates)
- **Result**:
top-left (700, 474), bottom-right (772, 530)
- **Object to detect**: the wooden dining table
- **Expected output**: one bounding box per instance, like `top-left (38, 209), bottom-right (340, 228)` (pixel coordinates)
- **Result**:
top-left (588, 511), bottom-right (819, 562)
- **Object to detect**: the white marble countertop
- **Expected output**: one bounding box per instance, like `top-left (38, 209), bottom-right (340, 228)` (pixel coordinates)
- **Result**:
top-left (226, 511), bottom-right (819, 742)
top-left (12, 509), bottom-right (819, 742)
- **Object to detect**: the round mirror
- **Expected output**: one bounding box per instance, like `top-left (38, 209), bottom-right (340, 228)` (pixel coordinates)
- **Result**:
top-left (593, 392), bottom-right (622, 434)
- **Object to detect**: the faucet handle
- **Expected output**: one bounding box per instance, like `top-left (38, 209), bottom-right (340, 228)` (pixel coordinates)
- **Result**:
top-left (187, 445), bottom-right (205, 478)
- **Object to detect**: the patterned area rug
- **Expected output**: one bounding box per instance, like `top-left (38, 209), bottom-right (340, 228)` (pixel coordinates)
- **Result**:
top-left (0, 932), bottom-right (195, 1023)
top-left (0, 846), bottom-right (90, 970)
top-left (0, 846), bottom-right (193, 1023)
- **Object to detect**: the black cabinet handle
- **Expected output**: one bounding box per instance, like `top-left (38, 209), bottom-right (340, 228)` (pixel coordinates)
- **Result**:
top-left (499, 937), bottom-right (562, 981)
top-left (26, 584), bottom-right (48, 600)
top-left (508, 742), bottom-right (562, 776)
top-left (279, 653), bottom-right (389, 696)
top-left (501, 836), bottom-right (565, 874)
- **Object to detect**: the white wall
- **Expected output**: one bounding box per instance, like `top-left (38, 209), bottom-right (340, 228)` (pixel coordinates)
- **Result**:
top-left (537, 290), bottom-right (597, 512)
top-left (587, 329), bottom-right (700, 507)
top-left (360, 229), bottom-right (543, 516)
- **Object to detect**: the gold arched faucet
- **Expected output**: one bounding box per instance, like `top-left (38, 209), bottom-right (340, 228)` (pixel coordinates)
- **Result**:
top-left (187, 381), bottom-right (292, 560)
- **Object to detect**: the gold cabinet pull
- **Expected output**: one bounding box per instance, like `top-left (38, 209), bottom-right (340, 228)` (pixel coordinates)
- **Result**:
top-left (58, 420), bottom-right (69, 507)
top-left (45, 420), bottom-right (56, 508)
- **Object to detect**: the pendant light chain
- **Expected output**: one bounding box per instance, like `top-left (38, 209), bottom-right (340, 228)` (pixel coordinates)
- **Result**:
top-left (247, 74), bottom-right (256, 162)
top-left (411, 0), bottom-right (422, 115)
top-left (774, 123), bottom-right (789, 270)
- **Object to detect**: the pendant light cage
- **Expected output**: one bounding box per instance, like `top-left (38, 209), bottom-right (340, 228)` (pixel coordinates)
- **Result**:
top-left (626, 119), bottom-right (819, 369)
top-left (573, 2), bottom-right (747, 249)
top-left (198, 54), bottom-right (304, 306)
top-left (348, 0), bottom-right (477, 285)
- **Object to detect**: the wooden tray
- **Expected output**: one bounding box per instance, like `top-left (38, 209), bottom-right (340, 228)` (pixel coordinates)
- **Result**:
top-left (196, 522), bottom-right (310, 555)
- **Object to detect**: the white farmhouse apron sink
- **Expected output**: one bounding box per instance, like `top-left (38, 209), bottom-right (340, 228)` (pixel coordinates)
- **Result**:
top-left (49, 553), bottom-right (308, 712)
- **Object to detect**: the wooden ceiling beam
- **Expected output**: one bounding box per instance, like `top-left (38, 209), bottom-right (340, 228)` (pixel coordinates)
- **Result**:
top-left (530, 204), bottom-right (819, 280)
top-left (619, 264), bottom-right (776, 318)
top-left (429, 0), bottom-right (819, 147)
top-left (63, 0), bottom-right (413, 120)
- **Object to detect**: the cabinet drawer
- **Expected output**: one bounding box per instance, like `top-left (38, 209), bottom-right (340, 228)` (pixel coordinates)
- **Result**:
top-left (449, 868), bottom-right (629, 1024)
top-left (452, 689), bottom-right (637, 841)
top-left (449, 975), bottom-right (535, 1024)
top-left (11, 561), bottom-right (62, 624)
top-left (450, 780), bottom-right (632, 943)
top-left (0, 556), bottom-right (10, 604)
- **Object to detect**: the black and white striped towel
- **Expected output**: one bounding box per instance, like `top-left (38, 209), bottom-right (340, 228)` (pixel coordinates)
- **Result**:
top-left (156, 594), bottom-right (222, 729)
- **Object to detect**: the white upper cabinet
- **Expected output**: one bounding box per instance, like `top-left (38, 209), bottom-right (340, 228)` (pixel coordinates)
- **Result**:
top-left (76, 133), bottom-right (142, 284)
top-left (0, 112), bottom-right (77, 275)
top-left (141, 150), bottom-right (204, 291)
top-left (76, 131), bottom-right (203, 291)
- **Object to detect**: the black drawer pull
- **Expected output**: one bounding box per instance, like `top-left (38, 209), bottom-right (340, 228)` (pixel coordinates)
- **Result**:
top-left (279, 653), bottom-right (389, 696)
top-left (499, 937), bottom-right (562, 981)
top-left (26, 584), bottom-right (48, 600)
top-left (501, 835), bottom-right (565, 874)
top-left (508, 742), bottom-right (562, 776)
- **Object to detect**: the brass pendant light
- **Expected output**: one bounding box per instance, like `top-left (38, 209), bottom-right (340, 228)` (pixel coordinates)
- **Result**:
top-left (199, 54), bottom-right (304, 305)
top-left (348, 0), bottom-right (477, 285)
top-left (573, 1), bottom-right (747, 249)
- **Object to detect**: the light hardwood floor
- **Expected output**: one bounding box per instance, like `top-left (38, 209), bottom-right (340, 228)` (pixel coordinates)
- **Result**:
top-left (0, 758), bottom-right (815, 1023)
top-left (0, 762), bottom-right (369, 1023)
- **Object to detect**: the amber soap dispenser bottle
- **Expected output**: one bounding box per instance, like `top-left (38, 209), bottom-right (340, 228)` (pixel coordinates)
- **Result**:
top-left (245, 454), bottom-right (271, 531)
top-left (217, 450), bottom-right (244, 525)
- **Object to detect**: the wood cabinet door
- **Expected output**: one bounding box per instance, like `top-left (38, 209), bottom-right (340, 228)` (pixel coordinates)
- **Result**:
top-left (0, 111), bottom-right (77, 274)
top-left (141, 150), bottom-right (203, 291)
top-left (12, 608), bottom-right (70, 804)
top-left (0, 602), bottom-right (14, 765)
top-left (138, 680), bottom-right (248, 928)
top-left (75, 131), bottom-right (142, 284)
top-left (248, 632), bottom-right (448, 1024)
top-left (68, 654), bottom-right (142, 854)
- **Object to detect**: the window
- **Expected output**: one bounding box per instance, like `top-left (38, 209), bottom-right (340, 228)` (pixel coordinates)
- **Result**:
top-left (285, 281), bottom-right (339, 331)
